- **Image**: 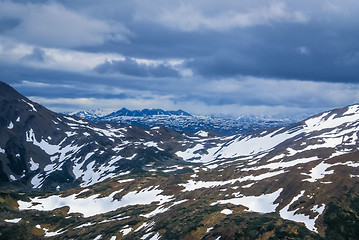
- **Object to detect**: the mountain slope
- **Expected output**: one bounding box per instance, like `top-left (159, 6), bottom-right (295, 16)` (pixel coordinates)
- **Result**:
top-left (1, 82), bottom-right (221, 190)
top-left (174, 104), bottom-right (359, 235)
top-left (2, 81), bottom-right (359, 239)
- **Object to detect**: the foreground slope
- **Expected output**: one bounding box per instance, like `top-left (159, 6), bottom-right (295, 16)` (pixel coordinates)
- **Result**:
top-left (1, 81), bottom-right (359, 239)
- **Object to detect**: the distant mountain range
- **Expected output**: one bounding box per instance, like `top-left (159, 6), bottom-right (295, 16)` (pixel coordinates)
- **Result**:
top-left (105, 108), bottom-right (191, 117)
top-left (70, 108), bottom-right (311, 135)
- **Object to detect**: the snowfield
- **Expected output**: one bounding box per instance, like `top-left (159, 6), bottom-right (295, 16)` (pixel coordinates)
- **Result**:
top-left (18, 187), bottom-right (173, 218)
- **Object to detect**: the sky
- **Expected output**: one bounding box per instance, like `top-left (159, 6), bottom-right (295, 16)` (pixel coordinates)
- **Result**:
top-left (0, 0), bottom-right (358, 117)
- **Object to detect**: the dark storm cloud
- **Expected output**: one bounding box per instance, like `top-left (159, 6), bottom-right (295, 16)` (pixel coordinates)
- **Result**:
top-left (0, 61), bottom-right (175, 99)
top-left (94, 58), bottom-right (180, 78)
top-left (184, 22), bottom-right (359, 83)
top-left (2, 0), bottom-right (359, 83)
top-left (75, 11), bottom-right (359, 83)
top-left (77, 22), bottom-right (211, 59)
top-left (1, 0), bottom-right (359, 115)
top-left (0, 18), bottom-right (21, 33)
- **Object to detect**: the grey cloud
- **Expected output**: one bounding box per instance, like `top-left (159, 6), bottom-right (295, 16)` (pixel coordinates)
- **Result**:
top-left (184, 22), bottom-right (359, 83)
top-left (21, 48), bottom-right (50, 63)
top-left (78, 9), bottom-right (359, 84)
top-left (0, 1), bottom-right (129, 48)
top-left (94, 58), bottom-right (180, 78)
top-left (134, 1), bottom-right (308, 32)
top-left (0, 18), bottom-right (21, 33)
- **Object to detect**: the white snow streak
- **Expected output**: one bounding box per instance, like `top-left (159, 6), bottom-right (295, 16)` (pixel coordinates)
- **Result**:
top-left (4, 218), bottom-right (22, 223)
top-left (22, 99), bottom-right (37, 112)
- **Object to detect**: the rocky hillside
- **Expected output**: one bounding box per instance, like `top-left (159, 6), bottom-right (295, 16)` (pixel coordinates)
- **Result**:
top-left (1, 81), bottom-right (359, 239)
top-left (0, 81), bottom-right (225, 191)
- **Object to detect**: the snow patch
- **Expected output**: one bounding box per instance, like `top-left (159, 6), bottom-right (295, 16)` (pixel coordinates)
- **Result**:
top-left (243, 156), bottom-right (319, 171)
top-left (343, 105), bottom-right (359, 116)
top-left (75, 222), bottom-right (95, 229)
top-left (179, 170), bottom-right (285, 192)
top-left (302, 162), bottom-right (334, 182)
top-left (149, 232), bottom-right (160, 240)
top-left (267, 153), bottom-right (285, 162)
top-left (31, 173), bottom-right (44, 188)
top-left (214, 127), bottom-right (301, 158)
top-left (44, 228), bottom-right (66, 237)
top-left (4, 218), bottom-right (21, 223)
top-left (120, 226), bottom-right (132, 236)
top-left (29, 158), bottom-right (39, 171)
top-left (195, 130), bottom-right (209, 137)
top-left (279, 190), bottom-right (324, 233)
top-left (212, 188), bottom-right (282, 213)
top-left (65, 131), bottom-right (77, 137)
top-left (26, 129), bottom-right (60, 155)
top-left (18, 187), bottom-right (173, 218)
top-left (7, 121), bottom-right (14, 129)
top-left (118, 179), bottom-right (135, 184)
top-left (221, 209), bottom-right (233, 215)
top-left (241, 183), bottom-right (254, 188)
top-left (305, 111), bottom-right (358, 132)
top-left (141, 199), bottom-right (188, 218)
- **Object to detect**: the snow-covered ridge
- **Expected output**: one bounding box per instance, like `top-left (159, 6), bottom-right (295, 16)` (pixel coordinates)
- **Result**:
top-left (177, 104), bottom-right (359, 163)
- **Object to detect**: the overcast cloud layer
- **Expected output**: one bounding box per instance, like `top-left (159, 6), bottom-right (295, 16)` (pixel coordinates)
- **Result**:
top-left (1, 0), bottom-right (358, 117)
